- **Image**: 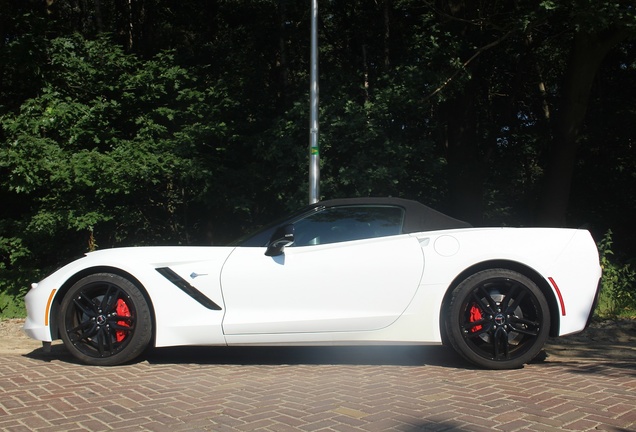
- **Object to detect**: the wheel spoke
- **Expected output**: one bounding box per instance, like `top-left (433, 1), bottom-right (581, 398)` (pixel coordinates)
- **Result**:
top-left (96, 330), bottom-right (106, 356)
top-left (68, 319), bottom-right (98, 341)
top-left (465, 323), bottom-right (491, 339)
top-left (503, 284), bottom-right (527, 315)
top-left (510, 316), bottom-right (541, 336)
top-left (93, 325), bottom-right (117, 357)
top-left (492, 328), bottom-right (500, 358)
top-left (100, 284), bottom-right (120, 314)
top-left (493, 326), bottom-right (510, 359)
top-left (499, 283), bottom-right (518, 310)
top-left (475, 286), bottom-right (498, 312)
top-left (464, 318), bottom-right (486, 333)
top-left (72, 295), bottom-right (97, 318)
top-left (104, 328), bottom-right (114, 354)
top-left (111, 317), bottom-right (134, 331)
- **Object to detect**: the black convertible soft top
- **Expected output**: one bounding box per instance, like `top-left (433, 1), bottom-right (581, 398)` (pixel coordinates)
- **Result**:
top-left (309, 197), bottom-right (472, 233)
top-left (237, 197), bottom-right (471, 247)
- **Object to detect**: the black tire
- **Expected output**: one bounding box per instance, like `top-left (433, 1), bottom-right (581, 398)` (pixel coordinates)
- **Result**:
top-left (444, 269), bottom-right (550, 370)
top-left (59, 273), bottom-right (152, 366)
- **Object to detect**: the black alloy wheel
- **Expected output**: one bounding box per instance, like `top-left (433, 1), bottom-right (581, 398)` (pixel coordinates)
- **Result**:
top-left (445, 269), bottom-right (550, 369)
top-left (59, 273), bottom-right (152, 366)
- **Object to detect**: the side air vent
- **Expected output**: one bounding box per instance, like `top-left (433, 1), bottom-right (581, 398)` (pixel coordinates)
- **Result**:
top-left (156, 267), bottom-right (222, 310)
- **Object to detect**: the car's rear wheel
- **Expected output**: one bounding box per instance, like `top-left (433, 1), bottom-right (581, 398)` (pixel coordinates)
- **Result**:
top-left (445, 269), bottom-right (550, 369)
top-left (59, 273), bottom-right (152, 366)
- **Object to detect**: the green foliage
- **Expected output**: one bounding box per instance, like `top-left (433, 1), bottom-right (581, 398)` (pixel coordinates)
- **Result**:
top-left (596, 230), bottom-right (636, 318)
top-left (1, 1), bottom-right (635, 318)
top-left (0, 33), bottom-right (232, 311)
top-left (0, 290), bottom-right (26, 319)
top-left (0, 232), bottom-right (31, 318)
top-left (4, 35), bottom-right (226, 228)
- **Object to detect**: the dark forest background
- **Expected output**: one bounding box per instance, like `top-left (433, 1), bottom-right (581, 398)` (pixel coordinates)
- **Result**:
top-left (1, 0), bottom-right (635, 314)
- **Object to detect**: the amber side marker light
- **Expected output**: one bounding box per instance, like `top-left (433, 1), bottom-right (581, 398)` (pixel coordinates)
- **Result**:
top-left (44, 289), bottom-right (57, 326)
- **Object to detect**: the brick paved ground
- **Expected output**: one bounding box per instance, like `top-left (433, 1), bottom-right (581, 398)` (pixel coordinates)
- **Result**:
top-left (1, 343), bottom-right (635, 432)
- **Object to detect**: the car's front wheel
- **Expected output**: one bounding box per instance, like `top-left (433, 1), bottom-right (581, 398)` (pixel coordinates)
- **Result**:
top-left (59, 273), bottom-right (152, 366)
top-left (445, 269), bottom-right (550, 369)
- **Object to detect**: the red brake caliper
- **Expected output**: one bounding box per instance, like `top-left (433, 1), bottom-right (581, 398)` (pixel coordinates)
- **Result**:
top-left (469, 304), bottom-right (483, 332)
top-left (115, 298), bottom-right (131, 342)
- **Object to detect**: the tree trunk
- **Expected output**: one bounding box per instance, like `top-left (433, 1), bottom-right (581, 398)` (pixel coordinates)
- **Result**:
top-left (383, 0), bottom-right (390, 68)
top-left (443, 83), bottom-right (484, 225)
top-left (437, 0), bottom-right (485, 225)
top-left (94, 0), bottom-right (104, 33)
top-left (537, 29), bottom-right (629, 226)
top-left (277, 0), bottom-right (289, 111)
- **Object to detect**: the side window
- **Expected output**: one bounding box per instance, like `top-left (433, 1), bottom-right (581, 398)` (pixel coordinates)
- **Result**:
top-left (292, 206), bottom-right (405, 247)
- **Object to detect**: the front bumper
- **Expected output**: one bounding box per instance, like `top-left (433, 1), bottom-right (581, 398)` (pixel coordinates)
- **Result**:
top-left (23, 283), bottom-right (55, 342)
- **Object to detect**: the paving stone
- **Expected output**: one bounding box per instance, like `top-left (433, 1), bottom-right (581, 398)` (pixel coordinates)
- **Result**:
top-left (1, 348), bottom-right (635, 431)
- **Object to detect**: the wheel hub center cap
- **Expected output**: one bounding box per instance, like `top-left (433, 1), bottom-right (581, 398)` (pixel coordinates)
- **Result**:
top-left (494, 313), bottom-right (506, 326)
top-left (96, 315), bottom-right (107, 326)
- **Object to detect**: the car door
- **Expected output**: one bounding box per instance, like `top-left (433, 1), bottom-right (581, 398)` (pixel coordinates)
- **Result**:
top-left (220, 205), bottom-right (425, 335)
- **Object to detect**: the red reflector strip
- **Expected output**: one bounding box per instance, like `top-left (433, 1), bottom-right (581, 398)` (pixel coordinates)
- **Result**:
top-left (548, 277), bottom-right (566, 316)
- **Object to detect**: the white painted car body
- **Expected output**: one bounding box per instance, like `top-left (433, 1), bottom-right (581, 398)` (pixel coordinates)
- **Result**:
top-left (24, 227), bottom-right (600, 347)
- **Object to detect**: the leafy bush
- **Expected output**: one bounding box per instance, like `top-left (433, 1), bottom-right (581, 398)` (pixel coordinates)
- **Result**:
top-left (596, 230), bottom-right (636, 317)
top-left (1, 34), bottom-right (234, 319)
top-left (0, 234), bottom-right (33, 318)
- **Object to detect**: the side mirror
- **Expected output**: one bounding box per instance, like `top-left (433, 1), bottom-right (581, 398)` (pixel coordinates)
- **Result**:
top-left (265, 224), bottom-right (295, 256)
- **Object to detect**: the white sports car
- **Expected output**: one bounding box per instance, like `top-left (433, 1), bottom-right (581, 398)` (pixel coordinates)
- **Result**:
top-left (24, 198), bottom-right (602, 369)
